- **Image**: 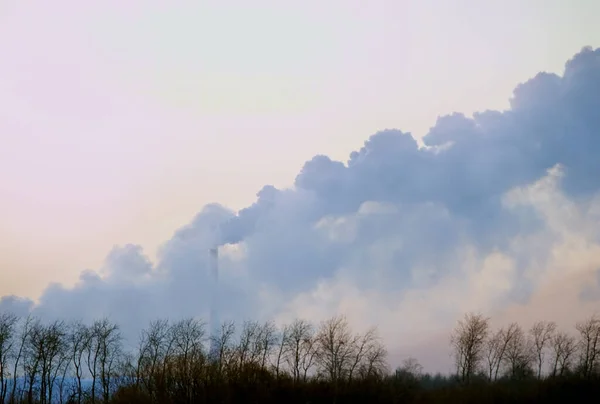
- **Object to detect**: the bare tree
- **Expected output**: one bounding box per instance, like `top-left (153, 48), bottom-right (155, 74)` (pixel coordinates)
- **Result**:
top-left (360, 339), bottom-right (387, 379)
top-left (393, 357), bottom-right (422, 386)
top-left (96, 320), bottom-right (122, 404)
top-left (575, 314), bottom-right (600, 378)
top-left (17, 310), bottom-right (600, 402)
top-left (549, 331), bottom-right (577, 377)
top-left (171, 318), bottom-right (206, 364)
top-left (137, 318), bottom-right (175, 398)
top-left (86, 323), bottom-right (101, 403)
top-left (24, 319), bottom-right (67, 404)
top-left (0, 313), bottom-right (18, 404)
top-left (10, 315), bottom-right (35, 404)
top-left (255, 321), bottom-right (277, 370)
top-left (450, 313), bottom-right (489, 383)
top-left (398, 357), bottom-right (423, 377)
top-left (56, 346), bottom-right (72, 404)
top-left (86, 318), bottom-right (121, 404)
top-left (69, 321), bottom-right (90, 404)
top-left (236, 321), bottom-right (259, 370)
top-left (48, 322), bottom-right (70, 404)
top-left (23, 319), bottom-right (43, 404)
top-left (37, 321), bottom-right (69, 404)
top-left (113, 351), bottom-right (137, 392)
top-left (248, 322), bottom-right (267, 366)
top-left (485, 328), bottom-right (504, 381)
top-left (136, 319), bottom-right (172, 396)
top-left (483, 323), bottom-right (524, 381)
top-left (284, 319), bottom-right (314, 382)
top-left (210, 321), bottom-right (236, 374)
top-left (348, 327), bottom-right (383, 381)
top-left (169, 318), bottom-right (206, 402)
top-left (529, 321), bottom-right (556, 379)
top-left (272, 325), bottom-right (289, 379)
top-left (314, 315), bottom-right (355, 383)
top-left (300, 335), bottom-right (318, 382)
top-left (502, 324), bottom-right (534, 379)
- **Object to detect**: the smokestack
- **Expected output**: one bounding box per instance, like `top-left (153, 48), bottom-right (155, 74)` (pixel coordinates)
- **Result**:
top-left (208, 247), bottom-right (219, 359)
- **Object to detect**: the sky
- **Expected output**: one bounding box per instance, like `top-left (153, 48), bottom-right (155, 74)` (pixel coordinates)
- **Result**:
top-left (1, 0), bottom-right (600, 372)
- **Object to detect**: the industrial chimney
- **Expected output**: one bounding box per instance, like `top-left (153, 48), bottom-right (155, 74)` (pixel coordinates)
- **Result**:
top-left (208, 247), bottom-right (219, 359)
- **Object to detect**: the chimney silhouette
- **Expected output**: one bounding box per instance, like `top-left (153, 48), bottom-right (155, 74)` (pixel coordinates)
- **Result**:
top-left (208, 247), bottom-right (219, 359)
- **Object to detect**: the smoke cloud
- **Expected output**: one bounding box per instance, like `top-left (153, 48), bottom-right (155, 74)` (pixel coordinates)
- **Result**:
top-left (2, 46), bottom-right (600, 372)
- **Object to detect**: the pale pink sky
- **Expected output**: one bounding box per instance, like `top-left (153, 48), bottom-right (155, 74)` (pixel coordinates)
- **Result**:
top-left (1, 0), bottom-right (599, 300)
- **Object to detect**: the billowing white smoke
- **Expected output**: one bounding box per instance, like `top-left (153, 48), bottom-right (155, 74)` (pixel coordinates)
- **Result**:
top-left (2, 46), bottom-right (600, 372)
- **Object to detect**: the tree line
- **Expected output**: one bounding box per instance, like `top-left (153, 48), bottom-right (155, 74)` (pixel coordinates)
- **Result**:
top-left (450, 313), bottom-right (599, 382)
top-left (0, 311), bottom-right (598, 404)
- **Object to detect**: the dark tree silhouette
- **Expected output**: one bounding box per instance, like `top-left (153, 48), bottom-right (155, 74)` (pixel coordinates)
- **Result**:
top-left (0, 310), bottom-right (598, 404)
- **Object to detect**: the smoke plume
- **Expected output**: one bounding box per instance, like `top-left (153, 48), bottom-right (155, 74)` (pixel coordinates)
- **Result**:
top-left (2, 46), bottom-right (600, 372)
